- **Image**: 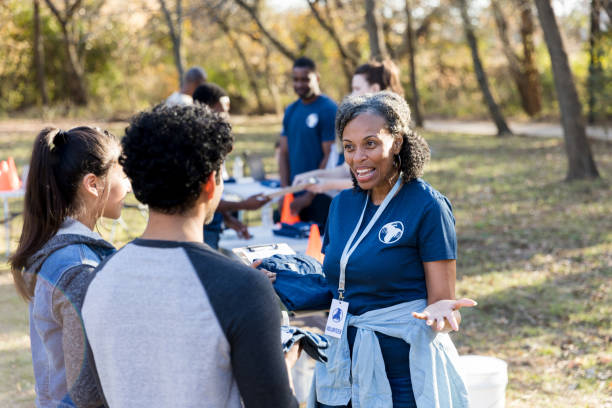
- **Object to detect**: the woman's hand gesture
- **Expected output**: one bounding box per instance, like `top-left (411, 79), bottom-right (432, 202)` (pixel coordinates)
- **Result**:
top-left (412, 298), bottom-right (477, 332)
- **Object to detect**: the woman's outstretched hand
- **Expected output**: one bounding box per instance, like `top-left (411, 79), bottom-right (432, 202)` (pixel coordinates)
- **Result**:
top-left (412, 298), bottom-right (477, 332)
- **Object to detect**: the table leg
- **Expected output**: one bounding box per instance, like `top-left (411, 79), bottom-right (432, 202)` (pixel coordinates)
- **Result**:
top-left (3, 198), bottom-right (10, 258)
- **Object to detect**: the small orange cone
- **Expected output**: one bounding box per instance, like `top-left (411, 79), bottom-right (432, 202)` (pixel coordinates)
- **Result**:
top-left (306, 223), bottom-right (324, 264)
top-left (0, 158), bottom-right (21, 191)
top-left (280, 193), bottom-right (301, 225)
top-left (7, 157), bottom-right (21, 189)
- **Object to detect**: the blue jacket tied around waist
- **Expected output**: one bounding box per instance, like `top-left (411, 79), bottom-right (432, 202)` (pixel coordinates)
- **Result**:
top-left (258, 254), bottom-right (332, 311)
top-left (308, 299), bottom-right (469, 408)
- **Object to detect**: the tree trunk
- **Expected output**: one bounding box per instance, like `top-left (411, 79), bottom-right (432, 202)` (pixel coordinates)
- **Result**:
top-left (307, 0), bottom-right (357, 88)
top-left (459, 0), bottom-right (512, 136)
top-left (33, 0), bottom-right (49, 105)
top-left (492, 0), bottom-right (541, 116)
top-left (534, 0), bottom-right (599, 180)
top-left (517, 0), bottom-right (542, 116)
top-left (604, 0), bottom-right (612, 20)
top-left (159, 0), bottom-right (184, 87)
top-left (263, 46), bottom-right (282, 115)
top-left (44, 0), bottom-right (87, 105)
top-left (405, 0), bottom-right (423, 127)
top-left (588, 0), bottom-right (603, 124)
top-left (216, 20), bottom-right (266, 114)
top-left (234, 0), bottom-right (296, 61)
top-left (60, 24), bottom-right (87, 105)
top-left (365, 0), bottom-right (388, 60)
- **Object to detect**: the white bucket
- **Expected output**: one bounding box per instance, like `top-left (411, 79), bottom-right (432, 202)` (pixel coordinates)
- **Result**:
top-left (458, 355), bottom-right (508, 408)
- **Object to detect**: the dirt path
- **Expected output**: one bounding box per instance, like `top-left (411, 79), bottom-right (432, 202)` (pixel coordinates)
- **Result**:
top-left (423, 119), bottom-right (611, 141)
top-left (1, 117), bottom-right (610, 142)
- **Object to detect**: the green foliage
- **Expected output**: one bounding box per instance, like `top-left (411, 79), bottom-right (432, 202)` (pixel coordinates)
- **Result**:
top-left (0, 0), bottom-right (609, 122)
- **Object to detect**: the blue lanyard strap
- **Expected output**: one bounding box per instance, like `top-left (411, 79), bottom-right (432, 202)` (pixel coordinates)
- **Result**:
top-left (338, 176), bottom-right (403, 300)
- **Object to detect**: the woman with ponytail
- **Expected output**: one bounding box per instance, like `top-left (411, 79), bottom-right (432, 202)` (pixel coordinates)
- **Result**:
top-left (10, 127), bottom-right (130, 408)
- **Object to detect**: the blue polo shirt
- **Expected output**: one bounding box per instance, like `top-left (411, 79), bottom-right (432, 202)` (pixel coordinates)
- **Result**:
top-left (322, 179), bottom-right (457, 316)
top-left (281, 94), bottom-right (337, 183)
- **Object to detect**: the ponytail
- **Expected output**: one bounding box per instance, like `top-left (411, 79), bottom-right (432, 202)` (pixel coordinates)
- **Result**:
top-left (10, 127), bottom-right (118, 300)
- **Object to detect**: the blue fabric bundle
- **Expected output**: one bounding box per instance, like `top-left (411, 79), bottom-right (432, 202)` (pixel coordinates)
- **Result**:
top-left (260, 179), bottom-right (281, 188)
top-left (258, 254), bottom-right (332, 311)
top-left (281, 325), bottom-right (328, 363)
top-left (272, 222), bottom-right (313, 239)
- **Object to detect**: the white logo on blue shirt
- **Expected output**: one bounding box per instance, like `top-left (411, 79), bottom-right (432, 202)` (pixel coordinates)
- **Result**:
top-left (379, 221), bottom-right (404, 244)
top-left (306, 113), bottom-right (319, 128)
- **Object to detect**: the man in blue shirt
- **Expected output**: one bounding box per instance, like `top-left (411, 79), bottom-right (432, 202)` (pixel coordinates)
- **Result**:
top-left (278, 57), bottom-right (337, 229)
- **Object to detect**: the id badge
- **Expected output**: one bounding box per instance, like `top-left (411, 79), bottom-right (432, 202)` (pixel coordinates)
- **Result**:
top-left (325, 299), bottom-right (349, 339)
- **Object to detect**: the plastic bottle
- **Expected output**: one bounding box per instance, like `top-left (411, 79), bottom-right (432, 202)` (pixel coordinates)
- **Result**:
top-left (261, 203), bottom-right (273, 229)
top-left (232, 156), bottom-right (244, 179)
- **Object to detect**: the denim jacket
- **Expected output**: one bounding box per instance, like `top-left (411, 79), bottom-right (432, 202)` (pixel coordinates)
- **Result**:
top-left (24, 219), bottom-right (115, 408)
top-left (308, 299), bottom-right (469, 408)
top-left (259, 254), bottom-right (333, 311)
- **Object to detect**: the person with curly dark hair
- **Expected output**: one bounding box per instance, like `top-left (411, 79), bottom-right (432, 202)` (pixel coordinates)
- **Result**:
top-left (308, 92), bottom-right (477, 407)
top-left (82, 104), bottom-right (298, 408)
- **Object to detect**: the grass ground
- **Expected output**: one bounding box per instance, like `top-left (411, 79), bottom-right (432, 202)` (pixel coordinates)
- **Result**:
top-left (0, 116), bottom-right (611, 407)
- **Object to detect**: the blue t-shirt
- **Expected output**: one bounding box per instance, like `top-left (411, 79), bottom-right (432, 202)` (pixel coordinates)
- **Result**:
top-left (322, 179), bottom-right (457, 316)
top-left (281, 95), bottom-right (337, 183)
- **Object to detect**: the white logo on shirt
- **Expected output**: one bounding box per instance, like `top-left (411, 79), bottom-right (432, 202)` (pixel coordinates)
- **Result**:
top-left (306, 113), bottom-right (319, 128)
top-left (378, 221), bottom-right (404, 244)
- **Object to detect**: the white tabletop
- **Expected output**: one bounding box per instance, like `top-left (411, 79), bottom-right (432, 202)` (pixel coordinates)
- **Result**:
top-left (222, 178), bottom-right (280, 200)
top-left (0, 188), bottom-right (25, 199)
top-left (218, 225), bottom-right (309, 256)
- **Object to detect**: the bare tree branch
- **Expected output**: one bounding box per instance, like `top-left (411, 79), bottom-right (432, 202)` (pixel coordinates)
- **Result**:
top-left (159, 0), bottom-right (184, 86)
top-left (234, 0), bottom-right (297, 61)
top-left (307, 0), bottom-right (359, 66)
top-left (44, 0), bottom-right (66, 25)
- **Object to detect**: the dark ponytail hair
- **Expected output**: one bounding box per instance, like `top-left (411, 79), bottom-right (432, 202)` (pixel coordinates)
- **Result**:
top-left (10, 126), bottom-right (119, 300)
top-left (354, 59), bottom-right (404, 97)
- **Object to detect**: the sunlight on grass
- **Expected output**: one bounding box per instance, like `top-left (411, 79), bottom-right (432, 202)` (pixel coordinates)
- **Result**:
top-left (1, 119), bottom-right (611, 407)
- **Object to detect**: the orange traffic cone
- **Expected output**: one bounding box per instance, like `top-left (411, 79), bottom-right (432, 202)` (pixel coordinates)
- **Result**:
top-left (280, 193), bottom-right (300, 225)
top-left (0, 158), bottom-right (21, 191)
top-left (7, 157), bottom-right (21, 189)
top-left (306, 223), bottom-right (324, 264)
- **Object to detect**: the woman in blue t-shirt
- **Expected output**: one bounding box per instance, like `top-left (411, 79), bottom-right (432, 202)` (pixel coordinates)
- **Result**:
top-left (312, 92), bottom-right (477, 408)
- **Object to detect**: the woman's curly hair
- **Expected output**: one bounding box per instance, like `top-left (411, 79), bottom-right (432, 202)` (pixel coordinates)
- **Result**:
top-left (120, 104), bottom-right (233, 214)
top-left (335, 91), bottom-right (430, 188)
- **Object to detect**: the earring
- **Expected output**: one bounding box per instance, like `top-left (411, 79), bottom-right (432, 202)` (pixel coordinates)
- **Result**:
top-left (394, 154), bottom-right (402, 169)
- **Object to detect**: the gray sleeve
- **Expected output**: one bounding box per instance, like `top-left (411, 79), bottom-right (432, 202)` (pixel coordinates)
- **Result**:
top-left (185, 249), bottom-right (298, 408)
top-left (52, 264), bottom-right (105, 408)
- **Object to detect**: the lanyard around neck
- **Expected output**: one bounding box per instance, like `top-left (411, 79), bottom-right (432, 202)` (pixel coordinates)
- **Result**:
top-left (337, 176), bottom-right (403, 300)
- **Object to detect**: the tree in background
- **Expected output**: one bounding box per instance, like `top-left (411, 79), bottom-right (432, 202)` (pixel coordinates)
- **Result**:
top-left (404, 0), bottom-right (423, 127)
top-left (459, 0), bottom-right (512, 136)
top-left (233, 0), bottom-right (297, 61)
top-left (365, 0), bottom-right (388, 60)
top-left (207, 5), bottom-right (267, 114)
top-left (491, 0), bottom-right (542, 117)
top-left (33, 0), bottom-right (49, 106)
top-left (534, 0), bottom-right (599, 180)
top-left (307, 0), bottom-right (360, 88)
top-left (159, 0), bottom-right (184, 88)
top-left (44, 0), bottom-right (89, 105)
top-left (588, 0), bottom-right (604, 124)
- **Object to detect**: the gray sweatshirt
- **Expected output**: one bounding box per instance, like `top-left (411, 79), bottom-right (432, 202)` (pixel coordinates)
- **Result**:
top-left (82, 238), bottom-right (298, 408)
